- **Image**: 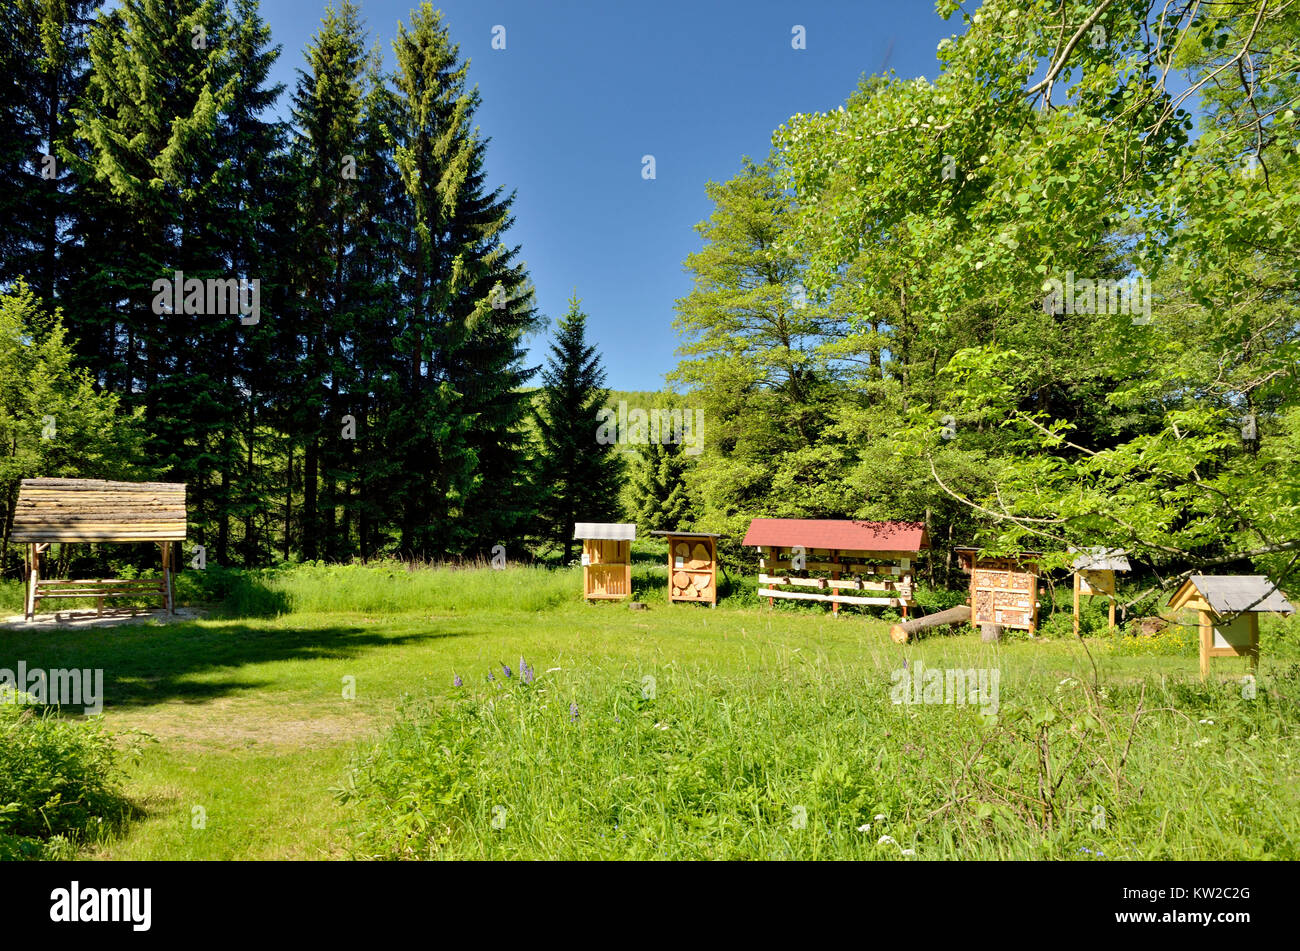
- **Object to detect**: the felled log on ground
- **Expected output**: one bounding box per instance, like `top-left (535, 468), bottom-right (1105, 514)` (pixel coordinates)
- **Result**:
top-left (889, 604), bottom-right (971, 644)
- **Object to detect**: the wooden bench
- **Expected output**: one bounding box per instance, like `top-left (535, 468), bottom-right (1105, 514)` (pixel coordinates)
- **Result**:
top-left (31, 578), bottom-right (169, 616)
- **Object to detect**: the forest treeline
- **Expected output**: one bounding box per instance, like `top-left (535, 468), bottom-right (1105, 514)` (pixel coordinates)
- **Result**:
top-left (2, 0), bottom-right (1297, 604)
top-left (1, 0), bottom-right (548, 570)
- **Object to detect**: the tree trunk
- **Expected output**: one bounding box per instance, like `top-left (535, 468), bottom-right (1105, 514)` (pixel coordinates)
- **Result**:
top-left (889, 604), bottom-right (971, 644)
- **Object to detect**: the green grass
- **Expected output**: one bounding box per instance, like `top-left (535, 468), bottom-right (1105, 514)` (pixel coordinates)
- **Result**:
top-left (1, 561), bottom-right (1297, 860)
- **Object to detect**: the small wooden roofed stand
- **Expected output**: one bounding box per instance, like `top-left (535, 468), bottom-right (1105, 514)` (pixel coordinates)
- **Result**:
top-left (11, 479), bottom-right (187, 620)
top-left (649, 530), bottom-right (721, 606)
top-left (1168, 575), bottom-right (1295, 680)
top-left (1071, 547), bottom-right (1130, 635)
top-left (955, 547), bottom-right (1041, 635)
top-left (575, 523), bottom-right (635, 600)
top-left (742, 519), bottom-right (928, 617)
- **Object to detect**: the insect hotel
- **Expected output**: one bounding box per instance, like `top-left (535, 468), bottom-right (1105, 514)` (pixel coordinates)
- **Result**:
top-left (743, 519), bottom-right (927, 616)
top-left (955, 548), bottom-right (1041, 635)
top-left (1168, 575), bottom-right (1294, 679)
top-left (11, 478), bottom-right (187, 620)
top-left (574, 522), bottom-right (636, 600)
top-left (1071, 547), bottom-right (1130, 634)
top-left (649, 530), bottom-right (721, 606)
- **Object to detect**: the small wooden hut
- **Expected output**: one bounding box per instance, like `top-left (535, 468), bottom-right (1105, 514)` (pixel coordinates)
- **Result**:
top-left (1071, 547), bottom-right (1130, 634)
top-left (955, 548), bottom-right (1041, 635)
top-left (649, 530), bottom-right (721, 606)
top-left (743, 519), bottom-right (927, 616)
top-left (574, 523), bottom-right (636, 600)
top-left (1168, 575), bottom-right (1294, 679)
top-left (11, 478), bottom-right (187, 619)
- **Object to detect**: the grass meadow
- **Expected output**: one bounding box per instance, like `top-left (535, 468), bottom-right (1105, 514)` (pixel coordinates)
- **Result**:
top-left (1, 558), bottom-right (1297, 860)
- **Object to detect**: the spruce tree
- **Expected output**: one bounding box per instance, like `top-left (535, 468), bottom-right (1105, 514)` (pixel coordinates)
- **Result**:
top-left (629, 439), bottom-right (694, 533)
top-left (387, 2), bottom-right (539, 559)
top-left (532, 296), bottom-right (623, 563)
top-left (287, 0), bottom-right (368, 560)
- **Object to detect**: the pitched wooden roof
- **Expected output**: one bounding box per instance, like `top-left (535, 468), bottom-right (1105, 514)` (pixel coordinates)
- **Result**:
top-left (11, 478), bottom-right (187, 543)
top-left (742, 519), bottom-right (927, 553)
top-left (573, 522), bottom-right (636, 541)
top-left (1169, 575), bottom-right (1294, 615)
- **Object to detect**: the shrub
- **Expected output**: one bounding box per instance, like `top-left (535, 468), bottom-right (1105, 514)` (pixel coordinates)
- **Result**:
top-left (0, 691), bottom-right (131, 859)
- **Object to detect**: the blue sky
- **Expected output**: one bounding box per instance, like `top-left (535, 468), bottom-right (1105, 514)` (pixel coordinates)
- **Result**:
top-left (259, 0), bottom-right (957, 390)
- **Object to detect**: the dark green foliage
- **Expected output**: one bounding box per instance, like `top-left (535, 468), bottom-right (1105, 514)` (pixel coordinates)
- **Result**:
top-left (0, 697), bottom-right (130, 859)
top-left (531, 296), bottom-right (624, 562)
top-left (628, 439), bottom-right (694, 533)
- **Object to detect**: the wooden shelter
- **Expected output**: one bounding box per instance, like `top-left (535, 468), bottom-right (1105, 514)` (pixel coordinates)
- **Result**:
top-left (1071, 547), bottom-right (1130, 634)
top-left (743, 519), bottom-right (927, 616)
top-left (574, 523), bottom-right (635, 600)
top-left (1168, 575), bottom-right (1294, 679)
top-left (955, 548), bottom-right (1041, 635)
top-left (11, 478), bottom-right (187, 620)
top-left (649, 530), bottom-right (721, 606)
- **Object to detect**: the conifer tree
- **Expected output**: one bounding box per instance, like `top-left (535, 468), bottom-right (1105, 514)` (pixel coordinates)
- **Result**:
top-left (387, 2), bottom-right (539, 558)
top-left (629, 439), bottom-right (694, 533)
top-left (532, 296), bottom-right (623, 562)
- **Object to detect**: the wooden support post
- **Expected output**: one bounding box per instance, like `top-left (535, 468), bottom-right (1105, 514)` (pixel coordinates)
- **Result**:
top-left (25, 544), bottom-right (38, 620)
top-left (1108, 594), bottom-right (1116, 631)
top-left (1073, 572), bottom-right (1080, 637)
top-left (1199, 610), bottom-right (1211, 680)
top-left (830, 550), bottom-right (839, 617)
top-left (1249, 613), bottom-right (1260, 671)
top-left (160, 540), bottom-right (175, 614)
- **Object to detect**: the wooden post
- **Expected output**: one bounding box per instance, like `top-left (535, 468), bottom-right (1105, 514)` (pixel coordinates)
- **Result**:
top-left (1249, 612), bottom-right (1260, 671)
top-left (25, 543), bottom-right (38, 620)
top-left (830, 550), bottom-right (839, 617)
top-left (1199, 610), bottom-right (1211, 680)
top-left (622, 540), bottom-right (631, 601)
top-left (161, 540), bottom-right (175, 614)
top-left (1073, 572), bottom-right (1081, 637)
top-left (1108, 593), bottom-right (1116, 631)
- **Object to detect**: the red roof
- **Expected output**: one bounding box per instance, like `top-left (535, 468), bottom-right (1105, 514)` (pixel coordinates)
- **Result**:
top-left (742, 519), bottom-right (928, 553)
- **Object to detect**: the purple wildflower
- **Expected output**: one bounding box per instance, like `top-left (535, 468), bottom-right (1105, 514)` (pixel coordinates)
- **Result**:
top-left (522, 664), bottom-right (534, 685)
top-left (488, 671), bottom-right (495, 682)
top-left (570, 701), bottom-right (579, 722)
top-left (503, 664), bottom-right (512, 678)
top-left (453, 674), bottom-right (462, 687)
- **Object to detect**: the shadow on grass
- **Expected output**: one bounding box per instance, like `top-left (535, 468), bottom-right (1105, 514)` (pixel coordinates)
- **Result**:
top-left (0, 619), bottom-right (477, 711)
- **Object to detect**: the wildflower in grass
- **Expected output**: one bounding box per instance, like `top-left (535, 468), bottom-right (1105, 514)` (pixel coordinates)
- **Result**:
top-left (523, 665), bottom-right (534, 685)
top-left (570, 701), bottom-right (579, 722)
top-left (874, 813), bottom-right (886, 821)
top-left (487, 671), bottom-right (495, 682)
top-left (900, 849), bottom-right (915, 857)
top-left (857, 823), bottom-right (871, 833)
top-left (503, 664), bottom-right (512, 678)
top-left (877, 835), bottom-right (896, 846)
top-left (453, 674), bottom-right (463, 687)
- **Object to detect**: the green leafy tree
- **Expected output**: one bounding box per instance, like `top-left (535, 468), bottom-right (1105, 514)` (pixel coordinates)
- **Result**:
top-left (0, 281), bottom-right (147, 575)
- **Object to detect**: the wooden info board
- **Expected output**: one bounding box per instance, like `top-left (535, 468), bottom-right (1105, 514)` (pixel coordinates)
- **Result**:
top-left (956, 549), bottom-right (1040, 634)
